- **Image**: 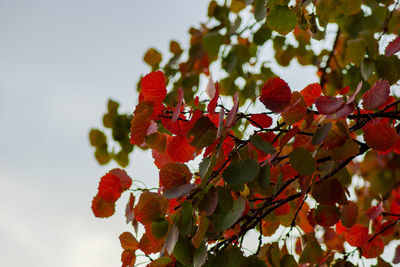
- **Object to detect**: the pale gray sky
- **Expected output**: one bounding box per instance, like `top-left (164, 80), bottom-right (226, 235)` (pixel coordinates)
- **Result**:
top-left (4, 1), bottom-right (395, 266)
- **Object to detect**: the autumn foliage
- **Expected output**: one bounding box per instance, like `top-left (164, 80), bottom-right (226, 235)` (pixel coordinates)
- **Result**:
top-left (89, 0), bottom-right (400, 266)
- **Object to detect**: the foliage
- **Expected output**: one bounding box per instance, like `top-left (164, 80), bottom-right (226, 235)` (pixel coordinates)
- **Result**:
top-left (89, 0), bottom-right (400, 266)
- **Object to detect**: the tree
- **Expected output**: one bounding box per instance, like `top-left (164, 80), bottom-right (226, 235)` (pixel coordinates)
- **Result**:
top-left (89, 0), bottom-right (400, 266)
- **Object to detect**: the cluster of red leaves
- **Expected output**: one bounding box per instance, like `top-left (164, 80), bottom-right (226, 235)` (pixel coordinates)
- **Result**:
top-left (92, 70), bottom-right (400, 266)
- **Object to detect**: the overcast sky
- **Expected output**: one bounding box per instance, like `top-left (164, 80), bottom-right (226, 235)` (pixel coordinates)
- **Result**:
top-left (4, 1), bottom-right (395, 266)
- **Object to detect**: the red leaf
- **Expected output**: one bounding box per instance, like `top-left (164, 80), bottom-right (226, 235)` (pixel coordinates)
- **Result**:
top-left (161, 109), bottom-right (201, 136)
top-left (225, 92), bottom-right (239, 128)
top-left (97, 169), bottom-right (132, 202)
top-left (172, 88), bottom-right (184, 122)
top-left (300, 83), bottom-right (322, 107)
top-left (344, 224), bottom-right (368, 247)
top-left (134, 191), bottom-right (168, 225)
top-left (313, 205), bottom-right (341, 227)
top-left (393, 244), bottom-right (400, 264)
top-left (260, 77), bottom-right (292, 113)
top-left (363, 120), bottom-right (396, 151)
top-left (279, 126), bottom-right (300, 150)
top-left (249, 114), bottom-right (272, 128)
top-left (125, 193), bottom-right (135, 224)
top-left (166, 135), bottom-right (197, 163)
top-left (361, 237), bottom-right (384, 258)
top-left (362, 80), bottom-right (390, 110)
top-left (119, 232), bottom-right (139, 250)
top-left (385, 36), bottom-right (400, 57)
top-left (341, 201), bottom-right (358, 228)
top-left (366, 202), bottom-right (383, 220)
top-left (159, 162), bottom-right (192, 190)
top-left (130, 101), bottom-right (154, 146)
top-left (315, 96), bottom-right (345, 114)
top-left (139, 71), bottom-right (167, 105)
top-left (207, 83), bottom-right (219, 115)
top-left (91, 195), bottom-right (115, 218)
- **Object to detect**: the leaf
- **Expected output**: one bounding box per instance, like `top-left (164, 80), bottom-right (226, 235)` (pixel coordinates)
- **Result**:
top-left (258, 242), bottom-right (280, 266)
top-left (89, 129), bottom-right (107, 147)
top-left (344, 224), bottom-right (368, 247)
top-left (250, 134), bottom-right (276, 154)
top-left (300, 83), bottom-right (322, 107)
top-left (289, 147), bottom-right (315, 175)
top-left (362, 237), bottom-right (384, 258)
top-left (173, 236), bottom-right (194, 265)
top-left (202, 31), bottom-right (223, 58)
top-left (341, 201), bottom-right (358, 228)
top-left (166, 135), bottom-right (197, 163)
top-left (393, 244), bottom-right (400, 264)
top-left (194, 242), bottom-right (208, 267)
top-left (362, 80), bottom-right (390, 110)
top-left (313, 204), bottom-right (341, 227)
top-left (332, 139), bottom-right (359, 160)
top-left (254, 0), bottom-right (267, 21)
top-left (97, 169), bottom-right (132, 202)
top-left (121, 249), bottom-right (136, 267)
top-left (281, 92), bottom-right (307, 125)
top-left (134, 191), bottom-right (168, 225)
top-left (207, 84), bottom-right (219, 115)
top-left (214, 198), bottom-right (246, 231)
top-left (192, 212), bottom-right (210, 248)
top-left (130, 101), bottom-right (153, 146)
top-left (365, 202), bottom-right (383, 220)
top-left (363, 120), bottom-right (396, 151)
top-left (385, 36), bottom-right (400, 57)
top-left (279, 126), bottom-right (299, 150)
top-left (205, 75), bottom-right (216, 99)
top-left (91, 195), bottom-right (115, 218)
top-left (312, 123), bottom-right (332, 146)
top-left (143, 48), bottom-right (162, 66)
top-left (249, 113), bottom-right (272, 128)
top-left (172, 88), bottom-right (184, 122)
top-left (315, 96), bottom-right (344, 114)
top-left (259, 77), bottom-right (292, 113)
top-left (151, 219), bottom-right (169, 238)
top-left (139, 71), bottom-right (166, 105)
top-left (267, 5), bottom-right (297, 35)
top-left (146, 132), bottom-right (167, 153)
top-left (223, 158), bottom-right (260, 185)
top-left (147, 257), bottom-right (173, 267)
top-left (165, 223), bottom-right (179, 255)
top-left (199, 186), bottom-right (218, 216)
top-left (188, 116), bottom-right (217, 149)
top-left (159, 162), bottom-right (192, 191)
top-left (345, 38), bottom-right (367, 66)
top-left (208, 246), bottom-right (245, 266)
top-left (280, 254), bottom-right (297, 267)
top-left (163, 184), bottom-right (196, 199)
top-left (225, 92), bottom-right (239, 128)
top-left (299, 235), bottom-right (324, 264)
top-left (119, 232), bottom-right (138, 250)
top-left (125, 193), bottom-right (135, 224)
top-left (312, 178), bottom-right (344, 205)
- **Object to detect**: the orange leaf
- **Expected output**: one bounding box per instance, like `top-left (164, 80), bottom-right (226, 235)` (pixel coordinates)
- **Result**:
top-left (139, 71), bottom-right (167, 105)
top-left (130, 101), bottom-right (154, 146)
top-left (138, 231), bottom-right (165, 255)
top-left (300, 83), bottom-right (322, 107)
top-left (159, 162), bottom-right (192, 190)
top-left (121, 249), bottom-right (136, 267)
top-left (120, 232), bottom-right (139, 250)
top-left (134, 191), bottom-right (168, 225)
top-left (91, 195), bottom-right (115, 218)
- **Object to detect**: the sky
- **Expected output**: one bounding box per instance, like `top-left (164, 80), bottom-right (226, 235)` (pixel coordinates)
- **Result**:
top-left (2, 1), bottom-right (393, 266)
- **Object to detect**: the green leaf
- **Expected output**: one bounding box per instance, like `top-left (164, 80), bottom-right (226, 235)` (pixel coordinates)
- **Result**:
top-left (280, 254), bottom-right (297, 267)
top-left (345, 38), bottom-right (367, 66)
top-left (267, 5), bottom-right (297, 35)
top-left (289, 148), bottom-right (315, 175)
top-left (253, 24), bottom-right (271, 45)
top-left (250, 135), bottom-right (276, 154)
top-left (207, 247), bottom-right (245, 267)
top-left (95, 145), bottom-right (110, 165)
top-left (173, 235), bottom-right (194, 265)
top-left (223, 158), bottom-right (260, 185)
top-left (89, 129), bottom-right (107, 147)
top-left (151, 219), bottom-right (169, 238)
top-left (202, 31), bottom-right (224, 58)
top-left (254, 0), bottom-right (267, 21)
top-left (214, 197), bottom-right (246, 231)
top-left (246, 255), bottom-right (267, 267)
top-left (299, 235), bottom-right (324, 264)
top-left (177, 202), bottom-right (193, 234)
top-left (143, 48), bottom-right (162, 66)
top-left (338, 0), bottom-right (361, 15)
top-left (188, 116), bottom-right (217, 149)
top-left (312, 123), bottom-right (332, 146)
top-left (256, 164), bottom-right (271, 192)
top-left (114, 150), bottom-right (129, 167)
